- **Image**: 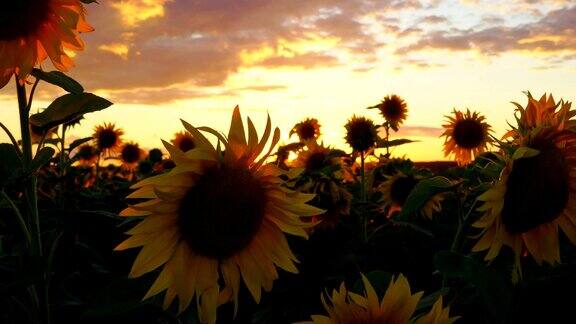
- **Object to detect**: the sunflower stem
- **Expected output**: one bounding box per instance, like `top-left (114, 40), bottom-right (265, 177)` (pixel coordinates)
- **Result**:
top-left (384, 123), bottom-right (390, 157)
top-left (360, 152), bottom-right (367, 243)
top-left (0, 121), bottom-right (23, 157)
top-left (450, 198), bottom-right (478, 253)
top-left (58, 125), bottom-right (67, 207)
top-left (0, 190), bottom-right (32, 249)
top-left (95, 151), bottom-right (102, 188)
top-left (16, 78), bottom-right (49, 324)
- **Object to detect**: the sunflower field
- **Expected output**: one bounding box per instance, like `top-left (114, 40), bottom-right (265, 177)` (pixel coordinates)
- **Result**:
top-left (1, 2), bottom-right (576, 324)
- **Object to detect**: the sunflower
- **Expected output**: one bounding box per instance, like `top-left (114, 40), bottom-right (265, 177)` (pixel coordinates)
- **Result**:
top-left (74, 144), bottom-right (98, 167)
top-left (171, 131), bottom-right (196, 152)
top-left (472, 93), bottom-right (576, 282)
top-left (310, 180), bottom-right (352, 231)
top-left (369, 94), bottom-right (408, 131)
top-left (344, 116), bottom-right (378, 153)
top-left (116, 107), bottom-right (323, 323)
top-left (120, 142), bottom-right (144, 170)
top-left (379, 172), bottom-right (445, 219)
top-left (291, 142), bottom-right (340, 173)
top-left (93, 122), bottom-right (123, 155)
top-left (290, 118), bottom-right (321, 143)
top-left (442, 109), bottom-right (492, 166)
top-left (148, 148), bottom-right (164, 164)
top-left (299, 273), bottom-right (457, 324)
top-left (0, 0), bottom-right (93, 87)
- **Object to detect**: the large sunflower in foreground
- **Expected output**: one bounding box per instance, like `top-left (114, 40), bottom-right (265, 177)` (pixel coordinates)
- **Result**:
top-left (472, 93), bottom-right (576, 282)
top-left (442, 109), bottom-right (492, 166)
top-left (116, 107), bottom-right (323, 323)
top-left (0, 0), bottom-right (93, 87)
top-left (298, 273), bottom-right (458, 324)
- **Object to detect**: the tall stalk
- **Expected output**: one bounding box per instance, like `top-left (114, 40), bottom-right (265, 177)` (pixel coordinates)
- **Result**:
top-left (16, 77), bottom-right (49, 324)
top-left (360, 152), bottom-right (367, 243)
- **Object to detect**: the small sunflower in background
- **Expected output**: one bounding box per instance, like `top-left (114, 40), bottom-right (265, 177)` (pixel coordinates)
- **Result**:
top-left (379, 172), bottom-right (445, 219)
top-left (369, 94), bottom-right (408, 131)
top-left (116, 107), bottom-right (323, 323)
top-left (93, 122), bottom-right (123, 156)
top-left (74, 144), bottom-right (98, 167)
top-left (0, 0), bottom-right (93, 87)
top-left (442, 109), bottom-right (492, 166)
top-left (171, 131), bottom-right (195, 152)
top-left (290, 118), bottom-right (321, 143)
top-left (472, 93), bottom-right (576, 282)
top-left (298, 273), bottom-right (458, 324)
top-left (291, 142), bottom-right (341, 173)
top-left (120, 142), bottom-right (145, 171)
top-left (344, 116), bottom-right (378, 154)
top-left (274, 142), bottom-right (304, 170)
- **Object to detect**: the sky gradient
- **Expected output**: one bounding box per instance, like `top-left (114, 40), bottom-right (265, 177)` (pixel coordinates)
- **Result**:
top-left (1, 0), bottom-right (576, 161)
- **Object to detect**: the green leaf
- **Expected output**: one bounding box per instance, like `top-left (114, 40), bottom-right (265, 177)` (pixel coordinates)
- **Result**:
top-left (377, 138), bottom-right (417, 149)
top-left (31, 69), bottom-right (84, 94)
top-left (398, 176), bottom-right (454, 218)
top-left (29, 93), bottom-right (113, 129)
top-left (434, 251), bottom-right (512, 319)
top-left (416, 287), bottom-right (450, 311)
top-left (68, 137), bottom-right (93, 152)
top-left (0, 144), bottom-right (21, 187)
top-left (26, 147), bottom-right (55, 175)
top-left (434, 251), bottom-right (478, 280)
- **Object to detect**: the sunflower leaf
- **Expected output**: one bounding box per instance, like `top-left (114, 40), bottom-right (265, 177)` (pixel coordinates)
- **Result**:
top-left (31, 69), bottom-right (84, 94)
top-left (376, 138), bottom-right (416, 149)
top-left (30, 93), bottom-right (113, 129)
top-left (68, 137), bottom-right (93, 152)
top-left (27, 147), bottom-right (55, 175)
top-left (0, 144), bottom-right (21, 187)
top-left (398, 176), bottom-right (454, 219)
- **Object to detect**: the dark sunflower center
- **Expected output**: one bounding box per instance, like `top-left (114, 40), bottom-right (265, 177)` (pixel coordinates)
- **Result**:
top-left (452, 119), bottom-right (485, 149)
top-left (382, 101), bottom-right (402, 120)
top-left (502, 142), bottom-right (570, 234)
top-left (178, 166), bottom-right (267, 259)
top-left (121, 145), bottom-right (141, 164)
top-left (178, 137), bottom-right (195, 152)
top-left (77, 146), bottom-right (96, 160)
top-left (148, 148), bottom-right (163, 163)
top-left (346, 119), bottom-right (377, 152)
top-left (0, 0), bottom-right (51, 40)
top-left (97, 130), bottom-right (118, 150)
top-left (390, 175), bottom-right (418, 206)
top-left (162, 159), bottom-right (176, 170)
top-left (306, 152), bottom-right (327, 171)
top-left (298, 123), bottom-right (316, 141)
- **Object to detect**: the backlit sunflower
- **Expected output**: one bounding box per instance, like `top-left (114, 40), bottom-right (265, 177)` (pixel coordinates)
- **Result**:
top-left (344, 116), bottom-right (378, 153)
top-left (93, 122), bottom-right (123, 155)
top-left (472, 93), bottom-right (576, 282)
top-left (379, 172), bottom-right (445, 219)
top-left (0, 0), bottom-right (93, 87)
top-left (291, 142), bottom-right (340, 173)
top-left (298, 273), bottom-right (458, 324)
top-left (290, 118), bottom-right (321, 143)
top-left (171, 131), bottom-right (196, 152)
top-left (74, 144), bottom-right (98, 167)
top-left (116, 107), bottom-right (323, 323)
top-left (442, 109), bottom-right (492, 166)
top-left (369, 94), bottom-right (408, 131)
top-left (120, 142), bottom-right (144, 170)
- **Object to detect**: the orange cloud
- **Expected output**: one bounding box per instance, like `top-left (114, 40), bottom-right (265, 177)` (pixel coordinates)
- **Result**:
top-left (111, 0), bottom-right (169, 27)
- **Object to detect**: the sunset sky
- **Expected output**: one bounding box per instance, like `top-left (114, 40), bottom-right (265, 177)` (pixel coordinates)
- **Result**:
top-left (1, 0), bottom-right (576, 161)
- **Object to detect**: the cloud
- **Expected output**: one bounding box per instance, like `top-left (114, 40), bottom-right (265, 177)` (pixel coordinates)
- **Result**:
top-left (69, 0), bottom-right (409, 94)
top-left (395, 126), bottom-right (443, 137)
top-left (419, 15), bottom-right (448, 24)
top-left (398, 5), bottom-right (576, 55)
top-left (103, 84), bottom-right (288, 104)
